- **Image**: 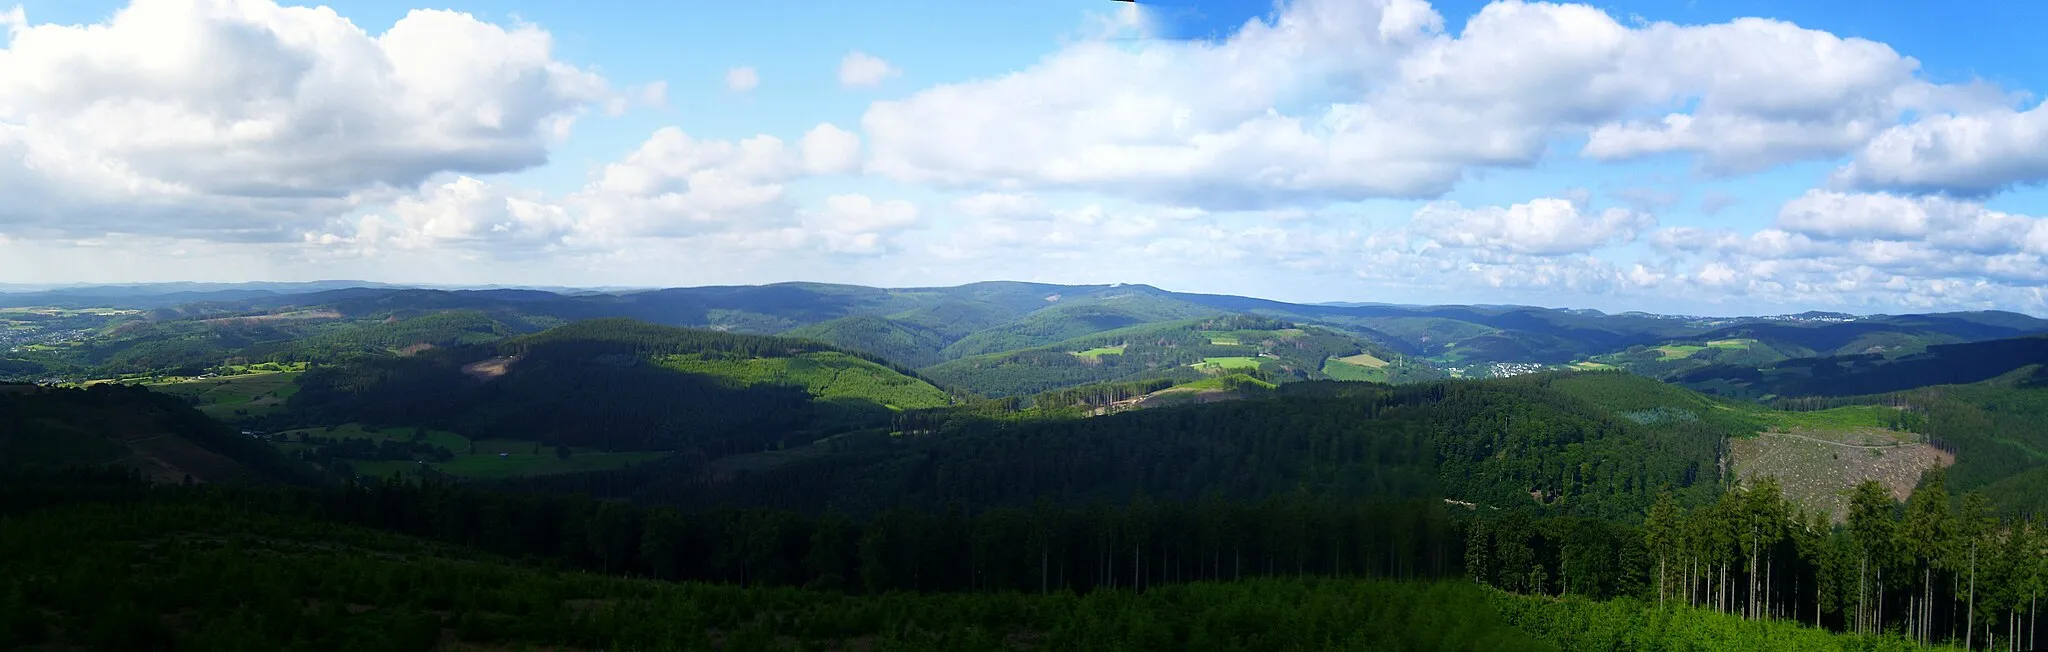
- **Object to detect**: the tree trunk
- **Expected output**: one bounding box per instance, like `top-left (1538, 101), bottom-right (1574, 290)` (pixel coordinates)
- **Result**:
top-left (1968, 542), bottom-right (1977, 652)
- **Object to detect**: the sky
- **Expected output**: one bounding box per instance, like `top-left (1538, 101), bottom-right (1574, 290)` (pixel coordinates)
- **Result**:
top-left (5, 1), bottom-right (2048, 316)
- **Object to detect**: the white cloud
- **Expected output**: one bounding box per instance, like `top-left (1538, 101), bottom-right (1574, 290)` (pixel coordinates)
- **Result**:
top-left (309, 176), bottom-right (575, 254)
top-left (1833, 101), bottom-right (2048, 196)
top-left (838, 51), bottom-right (899, 88)
top-left (726, 66), bottom-right (759, 93)
top-left (0, 0), bottom-right (609, 241)
top-left (1413, 198), bottom-right (1653, 255)
top-left (312, 122), bottom-right (872, 255)
top-left (0, 2), bottom-right (609, 199)
top-left (800, 194), bottom-right (921, 254)
top-left (861, 0), bottom-right (1987, 208)
top-left (799, 124), bottom-right (863, 175)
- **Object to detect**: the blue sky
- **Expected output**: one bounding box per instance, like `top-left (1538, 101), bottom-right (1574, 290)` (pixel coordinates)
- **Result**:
top-left (4, 0), bottom-right (2048, 316)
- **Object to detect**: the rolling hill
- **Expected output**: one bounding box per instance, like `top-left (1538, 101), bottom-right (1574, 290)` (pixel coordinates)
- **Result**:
top-left (0, 382), bottom-right (319, 485)
top-left (286, 319), bottom-right (953, 457)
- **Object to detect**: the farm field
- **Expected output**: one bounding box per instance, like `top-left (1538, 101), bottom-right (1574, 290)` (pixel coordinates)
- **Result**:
top-left (1321, 357), bottom-right (1385, 382)
top-left (147, 371), bottom-right (302, 419)
top-left (1568, 361), bottom-right (1615, 370)
top-left (1072, 345), bottom-right (1126, 358)
top-left (274, 423), bottom-right (674, 480)
top-left (352, 450), bottom-right (672, 480)
top-left (1190, 356), bottom-right (1263, 372)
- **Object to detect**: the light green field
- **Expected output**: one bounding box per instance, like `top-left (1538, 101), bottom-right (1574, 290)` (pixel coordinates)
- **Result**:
top-left (654, 351), bottom-right (950, 410)
top-left (355, 451), bottom-right (673, 480)
top-left (1759, 405), bottom-right (1903, 432)
top-left (1706, 338), bottom-right (1758, 349)
top-left (1652, 344), bottom-right (1706, 359)
top-left (280, 425), bottom-right (673, 480)
top-left (1073, 345), bottom-right (1126, 358)
top-left (1180, 373), bottom-right (1277, 391)
top-left (1191, 356), bottom-right (1263, 372)
top-left (1321, 357), bottom-right (1385, 382)
top-left (1570, 361), bottom-right (1616, 370)
top-left (148, 371), bottom-right (302, 419)
top-left (278, 422), bottom-right (470, 452)
top-left (1336, 352), bottom-right (1389, 368)
top-left (1206, 336), bottom-right (1241, 346)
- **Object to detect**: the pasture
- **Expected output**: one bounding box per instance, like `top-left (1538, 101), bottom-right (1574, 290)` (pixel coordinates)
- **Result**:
top-left (1336, 352), bottom-right (1389, 368)
top-left (149, 371), bottom-right (302, 419)
top-left (277, 423), bottom-right (673, 480)
top-left (1321, 357), bottom-right (1386, 382)
top-left (355, 451), bottom-right (673, 480)
top-left (1190, 356), bottom-right (1263, 372)
top-left (1073, 345), bottom-right (1126, 358)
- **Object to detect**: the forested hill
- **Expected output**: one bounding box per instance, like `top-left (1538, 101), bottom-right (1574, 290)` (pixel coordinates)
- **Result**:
top-left (0, 383), bottom-right (319, 486)
top-left (922, 315), bottom-right (1442, 398)
top-left (286, 319), bottom-right (953, 456)
top-left (542, 372), bottom-right (1737, 522)
top-left (1669, 334), bottom-right (2048, 399)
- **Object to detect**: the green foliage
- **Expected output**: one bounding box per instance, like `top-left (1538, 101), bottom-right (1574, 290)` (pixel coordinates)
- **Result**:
top-left (654, 350), bottom-right (951, 410)
top-left (0, 384), bottom-right (321, 485)
top-left (784, 315), bottom-right (953, 368)
top-left (925, 317), bottom-right (1429, 398)
top-left (289, 318), bottom-right (951, 455)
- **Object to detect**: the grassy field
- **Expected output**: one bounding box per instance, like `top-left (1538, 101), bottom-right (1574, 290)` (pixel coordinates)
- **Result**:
top-left (1760, 405), bottom-right (1902, 431)
top-left (1072, 345), bottom-right (1126, 358)
top-left (1569, 361), bottom-right (1616, 370)
top-left (277, 422), bottom-right (470, 451)
top-left (655, 351), bottom-right (950, 410)
top-left (1336, 352), bottom-right (1389, 368)
top-left (1706, 338), bottom-right (1758, 349)
top-left (1191, 356), bottom-right (1264, 372)
top-left (1322, 357), bottom-right (1385, 382)
top-left (147, 371), bottom-right (302, 419)
top-left (1207, 335), bottom-right (1241, 345)
top-left (1652, 344), bottom-right (1706, 359)
top-left (353, 450), bottom-right (672, 480)
top-left (1180, 373), bottom-right (1277, 391)
top-left (276, 424), bottom-right (673, 480)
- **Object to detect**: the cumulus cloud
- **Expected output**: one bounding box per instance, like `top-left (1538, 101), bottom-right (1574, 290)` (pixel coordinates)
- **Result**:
top-left (726, 66), bottom-right (759, 93)
top-left (0, 0), bottom-right (610, 243)
top-left (800, 194), bottom-right (921, 254)
top-left (1413, 198), bottom-right (1654, 255)
top-left (838, 51), bottom-right (899, 88)
top-left (312, 122), bottom-right (878, 256)
top-left (308, 176), bottom-right (575, 254)
top-left (861, 0), bottom-right (1984, 208)
top-left (1833, 101), bottom-right (2048, 196)
top-left (0, 2), bottom-right (609, 200)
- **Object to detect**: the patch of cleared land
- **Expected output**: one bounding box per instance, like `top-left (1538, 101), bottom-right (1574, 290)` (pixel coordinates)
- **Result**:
top-left (1570, 361), bottom-right (1616, 370)
top-left (1321, 357), bottom-right (1384, 382)
top-left (149, 371), bottom-right (302, 419)
top-left (274, 422), bottom-right (672, 480)
top-left (1207, 336), bottom-right (1241, 346)
top-left (1336, 352), bottom-right (1389, 368)
top-left (1707, 338), bottom-right (1757, 349)
top-left (1653, 344), bottom-right (1707, 359)
top-left (1191, 356), bottom-right (1263, 372)
top-left (1761, 405), bottom-right (1902, 432)
top-left (1730, 426), bottom-right (1951, 523)
top-left (462, 355), bottom-right (520, 380)
top-left (1072, 345), bottom-right (1126, 358)
top-left (199, 309), bottom-right (342, 325)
